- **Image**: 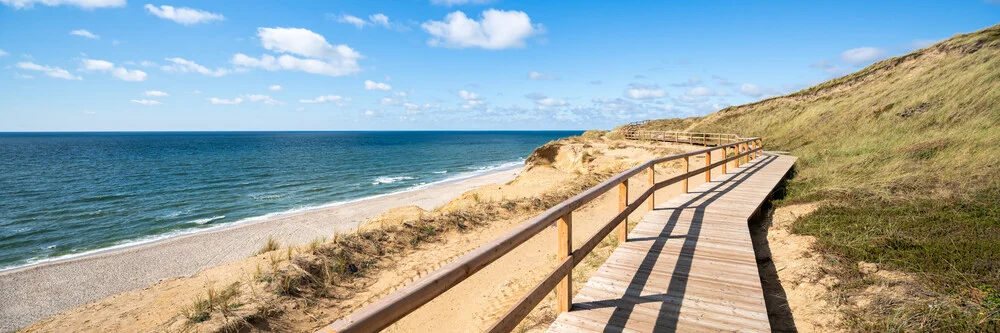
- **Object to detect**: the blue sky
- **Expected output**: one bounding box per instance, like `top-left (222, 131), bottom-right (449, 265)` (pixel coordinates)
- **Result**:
top-left (1, 0), bottom-right (998, 131)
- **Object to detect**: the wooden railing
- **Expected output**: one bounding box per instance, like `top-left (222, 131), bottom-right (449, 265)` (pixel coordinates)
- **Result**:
top-left (318, 135), bottom-right (765, 333)
top-left (625, 130), bottom-right (741, 146)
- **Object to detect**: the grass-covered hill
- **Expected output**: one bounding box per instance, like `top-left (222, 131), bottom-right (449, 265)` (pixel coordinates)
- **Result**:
top-left (637, 23), bottom-right (1000, 330)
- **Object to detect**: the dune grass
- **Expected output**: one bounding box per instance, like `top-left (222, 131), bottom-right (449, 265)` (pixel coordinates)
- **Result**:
top-left (637, 24), bottom-right (1000, 330)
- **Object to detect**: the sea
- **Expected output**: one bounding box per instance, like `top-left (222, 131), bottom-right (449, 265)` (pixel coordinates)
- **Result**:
top-left (0, 131), bottom-right (580, 271)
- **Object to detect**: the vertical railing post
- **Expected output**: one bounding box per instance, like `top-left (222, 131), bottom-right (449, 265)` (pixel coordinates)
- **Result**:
top-left (721, 146), bottom-right (728, 174)
top-left (647, 164), bottom-right (655, 212)
top-left (617, 180), bottom-right (628, 243)
top-left (758, 139), bottom-right (763, 158)
top-left (682, 157), bottom-right (689, 194)
top-left (704, 150), bottom-right (712, 182)
top-left (736, 144), bottom-right (742, 168)
top-left (556, 212), bottom-right (572, 313)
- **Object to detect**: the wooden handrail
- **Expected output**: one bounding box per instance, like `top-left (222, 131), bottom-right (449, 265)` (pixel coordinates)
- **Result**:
top-left (319, 135), bottom-right (764, 333)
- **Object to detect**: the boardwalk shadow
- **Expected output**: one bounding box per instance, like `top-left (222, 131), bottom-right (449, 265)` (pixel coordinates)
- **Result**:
top-left (749, 165), bottom-right (798, 332)
top-left (571, 155), bottom-right (779, 332)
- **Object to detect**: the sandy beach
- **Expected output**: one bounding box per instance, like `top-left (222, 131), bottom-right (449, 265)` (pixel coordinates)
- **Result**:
top-left (0, 167), bottom-right (521, 332)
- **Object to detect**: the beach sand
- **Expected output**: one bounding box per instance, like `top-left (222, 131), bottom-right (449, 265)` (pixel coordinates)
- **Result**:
top-left (0, 167), bottom-right (521, 332)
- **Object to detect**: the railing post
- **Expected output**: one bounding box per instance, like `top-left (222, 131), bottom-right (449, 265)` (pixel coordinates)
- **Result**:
top-left (682, 156), bottom-right (689, 193)
top-left (721, 147), bottom-right (728, 174)
top-left (557, 212), bottom-right (572, 313)
top-left (617, 180), bottom-right (628, 243)
top-left (647, 164), bottom-right (655, 212)
top-left (758, 139), bottom-right (763, 158)
top-left (736, 144), bottom-right (742, 168)
top-left (704, 150), bottom-right (712, 182)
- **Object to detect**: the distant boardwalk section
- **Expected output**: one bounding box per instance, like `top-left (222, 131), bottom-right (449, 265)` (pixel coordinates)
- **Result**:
top-left (548, 154), bottom-right (796, 332)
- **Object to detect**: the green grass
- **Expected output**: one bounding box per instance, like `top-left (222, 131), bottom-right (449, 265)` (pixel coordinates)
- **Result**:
top-left (634, 23), bottom-right (1000, 330)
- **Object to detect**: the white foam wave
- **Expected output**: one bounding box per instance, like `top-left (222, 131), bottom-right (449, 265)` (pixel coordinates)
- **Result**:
top-left (191, 215), bottom-right (225, 225)
top-left (433, 170), bottom-right (448, 174)
top-left (371, 176), bottom-right (417, 185)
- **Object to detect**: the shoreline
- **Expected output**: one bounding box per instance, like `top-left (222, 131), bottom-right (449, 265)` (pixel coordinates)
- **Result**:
top-left (0, 166), bottom-right (523, 332)
top-left (0, 162), bottom-right (523, 274)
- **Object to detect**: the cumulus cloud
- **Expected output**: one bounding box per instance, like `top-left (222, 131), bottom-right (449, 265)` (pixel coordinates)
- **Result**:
top-left (243, 94), bottom-right (282, 105)
top-left (624, 83), bottom-right (666, 99)
top-left (143, 90), bottom-right (169, 97)
top-left (299, 95), bottom-right (347, 104)
top-left (525, 92), bottom-right (566, 107)
top-left (207, 97), bottom-right (243, 105)
top-left (81, 59), bottom-right (148, 81)
top-left (364, 110), bottom-right (380, 117)
top-left (70, 29), bottom-right (99, 39)
top-left (840, 47), bottom-right (887, 66)
top-left (364, 80), bottom-right (392, 91)
top-left (337, 14), bottom-right (368, 28)
top-left (268, 85), bottom-right (282, 91)
top-left (528, 71), bottom-right (556, 80)
top-left (16, 61), bottom-right (81, 80)
top-left (231, 27), bottom-right (362, 77)
top-left (335, 13), bottom-right (394, 29)
top-left (711, 75), bottom-right (734, 86)
top-left (422, 9), bottom-right (543, 49)
top-left (1, 0), bottom-right (124, 9)
top-left (457, 89), bottom-right (484, 108)
top-left (131, 99), bottom-right (161, 106)
top-left (161, 57), bottom-right (230, 77)
top-left (144, 4), bottom-right (224, 25)
top-left (685, 86), bottom-right (714, 97)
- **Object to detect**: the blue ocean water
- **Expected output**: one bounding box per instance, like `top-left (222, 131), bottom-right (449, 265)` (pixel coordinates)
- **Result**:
top-left (0, 131), bottom-right (579, 270)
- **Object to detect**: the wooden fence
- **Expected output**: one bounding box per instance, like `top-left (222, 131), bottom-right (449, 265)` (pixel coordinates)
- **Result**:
top-left (625, 130), bottom-right (741, 146)
top-left (318, 135), bottom-right (765, 333)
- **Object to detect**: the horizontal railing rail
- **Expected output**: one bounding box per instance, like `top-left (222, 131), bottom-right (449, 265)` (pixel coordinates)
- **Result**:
top-left (319, 134), bottom-right (765, 333)
top-left (625, 130), bottom-right (741, 146)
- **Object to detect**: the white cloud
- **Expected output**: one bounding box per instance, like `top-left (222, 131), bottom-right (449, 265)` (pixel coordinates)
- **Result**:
top-left (144, 4), bottom-right (224, 25)
top-left (70, 29), bottom-right (99, 39)
top-left (685, 86), bottom-right (714, 97)
top-left (15, 73), bottom-right (34, 79)
top-left (840, 47), bottom-right (887, 66)
top-left (190, 90), bottom-right (202, 94)
top-left (380, 97), bottom-right (401, 105)
top-left (243, 94), bottom-right (282, 105)
top-left (299, 95), bottom-right (346, 104)
top-left (231, 27), bottom-right (362, 77)
top-left (624, 83), bottom-right (666, 99)
top-left (526, 93), bottom-right (567, 107)
top-left (1, 0), bottom-right (124, 10)
top-left (143, 90), bottom-right (169, 97)
top-left (80, 59), bottom-right (148, 81)
top-left (430, 0), bottom-right (491, 6)
top-left (337, 14), bottom-right (368, 28)
top-left (528, 71), bottom-right (556, 80)
top-left (422, 9), bottom-right (542, 49)
top-left (364, 80), bottom-right (392, 91)
top-left (369, 13), bottom-right (390, 27)
top-left (139, 61), bottom-right (157, 67)
top-left (335, 13), bottom-right (395, 29)
top-left (364, 109), bottom-right (379, 117)
top-left (16, 62), bottom-right (81, 80)
top-left (268, 84), bottom-right (282, 91)
top-left (161, 57), bottom-right (229, 77)
top-left (207, 97), bottom-right (243, 105)
top-left (0, 49), bottom-right (7, 56)
top-left (131, 99), bottom-right (161, 106)
top-left (739, 83), bottom-right (780, 99)
top-left (456, 89), bottom-right (484, 108)
top-left (457, 89), bottom-right (479, 101)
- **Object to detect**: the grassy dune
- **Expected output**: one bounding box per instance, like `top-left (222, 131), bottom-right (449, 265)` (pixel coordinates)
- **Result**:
top-left (638, 24), bottom-right (1000, 330)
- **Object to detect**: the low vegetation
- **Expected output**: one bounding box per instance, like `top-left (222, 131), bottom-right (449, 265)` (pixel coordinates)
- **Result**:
top-left (636, 23), bottom-right (1000, 330)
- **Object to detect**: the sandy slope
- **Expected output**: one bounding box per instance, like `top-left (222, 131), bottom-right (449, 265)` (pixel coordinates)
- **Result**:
top-left (0, 168), bottom-right (520, 332)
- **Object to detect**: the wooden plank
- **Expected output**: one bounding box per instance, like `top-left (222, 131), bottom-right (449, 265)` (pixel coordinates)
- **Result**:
top-left (617, 180), bottom-right (628, 243)
top-left (547, 154), bottom-right (796, 333)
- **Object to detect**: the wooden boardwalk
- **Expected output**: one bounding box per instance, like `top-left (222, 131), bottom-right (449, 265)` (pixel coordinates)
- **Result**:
top-left (548, 153), bottom-right (796, 333)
